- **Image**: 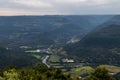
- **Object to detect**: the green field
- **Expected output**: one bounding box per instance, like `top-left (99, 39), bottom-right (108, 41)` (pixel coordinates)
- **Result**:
top-left (49, 55), bottom-right (61, 62)
top-left (25, 50), bottom-right (37, 53)
top-left (32, 54), bottom-right (44, 60)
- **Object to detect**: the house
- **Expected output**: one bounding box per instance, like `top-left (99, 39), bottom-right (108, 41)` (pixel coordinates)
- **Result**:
top-left (62, 58), bottom-right (74, 63)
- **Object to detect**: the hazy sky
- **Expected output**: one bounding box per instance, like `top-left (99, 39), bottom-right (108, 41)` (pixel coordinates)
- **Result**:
top-left (0, 0), bottom-right (120, 15)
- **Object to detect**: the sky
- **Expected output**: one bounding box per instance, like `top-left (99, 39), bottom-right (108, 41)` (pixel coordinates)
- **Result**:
top-left (0, 0), bottom-right (120, 15)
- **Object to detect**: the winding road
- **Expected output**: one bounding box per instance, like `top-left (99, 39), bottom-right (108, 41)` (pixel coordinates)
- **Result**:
top-left (42, 55), bottom-right (50, 68)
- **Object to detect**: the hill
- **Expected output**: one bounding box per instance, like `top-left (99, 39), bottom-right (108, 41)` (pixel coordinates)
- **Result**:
top-left (0, 16), bottom-right (113, 49)
top-left (64, 15), bottom-right (120, 66)
top-left (0, 47), bottom-right (39, 68)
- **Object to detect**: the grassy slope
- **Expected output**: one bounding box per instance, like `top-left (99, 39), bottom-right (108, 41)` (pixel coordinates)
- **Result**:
top-left (70, 66), bottom-right (94, 76)
top-left (99, 65), bottom-right (120, 73)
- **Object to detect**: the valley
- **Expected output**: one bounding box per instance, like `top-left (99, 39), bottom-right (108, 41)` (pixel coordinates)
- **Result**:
top-left (0, 15), bottom-right (120, 79)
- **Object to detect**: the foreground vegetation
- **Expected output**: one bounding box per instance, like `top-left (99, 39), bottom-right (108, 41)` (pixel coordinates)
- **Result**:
top-left (0, 64), bottom-right (72, 80)
top-left (0, 64), bottom-right (119, 80)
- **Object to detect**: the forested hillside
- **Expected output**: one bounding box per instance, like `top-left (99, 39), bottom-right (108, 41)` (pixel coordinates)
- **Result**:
top-left (0, 47), bottom-right (39, 68)
top-left (64, 15), bottom-right (120, 66)
top-left (0, 16), bottom-right (112, 49)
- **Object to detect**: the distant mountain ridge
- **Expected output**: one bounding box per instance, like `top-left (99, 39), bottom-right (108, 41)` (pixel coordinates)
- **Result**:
top-left (0, 15), bottom-right (113, 48)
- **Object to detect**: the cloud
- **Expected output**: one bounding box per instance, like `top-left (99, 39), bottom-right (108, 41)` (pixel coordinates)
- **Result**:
top-left (0, 8), bottom-right (58, 15)
top-left (12, 0), bottom-right (52, 8)
top-left (51, 0), bottom-right (120, 14)
top-left (55, 0), bottom-right (87, 3)
top-left (0, 0), bottom-right (120, 15)
top-left (0, 9), bottom-right (33, 16)
top-left (54, 0), bottom-right (112, 5)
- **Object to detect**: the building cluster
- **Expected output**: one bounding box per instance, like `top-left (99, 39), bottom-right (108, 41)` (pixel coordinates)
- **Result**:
top-left (62, 58), bottom-right (74, 63)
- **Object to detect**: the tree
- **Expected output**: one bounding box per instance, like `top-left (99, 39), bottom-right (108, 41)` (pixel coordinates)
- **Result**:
top-left (87, 67), bottom-right (115, 80)
top-left (2, 69), bottom-right (20, 80)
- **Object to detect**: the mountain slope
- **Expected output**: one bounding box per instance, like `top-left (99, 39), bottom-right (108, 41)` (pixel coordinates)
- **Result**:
top-left (0, 16), bottom-right (113, 49)
top-left (0, 47), bottom-right (39, 68)
top-left (64, 16), bottom-right (120, 66)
